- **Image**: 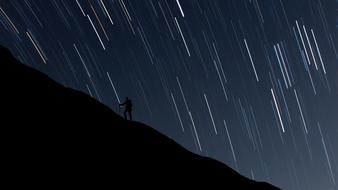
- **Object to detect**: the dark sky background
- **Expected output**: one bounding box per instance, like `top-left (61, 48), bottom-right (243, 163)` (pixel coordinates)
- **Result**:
top-left (1, 0), bottom-right (337, 189)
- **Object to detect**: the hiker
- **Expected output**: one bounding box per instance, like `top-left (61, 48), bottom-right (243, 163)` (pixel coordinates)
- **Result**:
top-left (119, 97), bottom-right (133, 121)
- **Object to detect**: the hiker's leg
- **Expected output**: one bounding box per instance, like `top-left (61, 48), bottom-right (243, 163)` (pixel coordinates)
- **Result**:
top-left (124, 110), bottom-right (127, 119)
top-left (129, 111), bottom-right (132, 121)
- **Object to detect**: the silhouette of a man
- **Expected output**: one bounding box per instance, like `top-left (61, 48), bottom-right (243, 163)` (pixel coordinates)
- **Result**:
top-left (119, 97), bottom-right (133, 121)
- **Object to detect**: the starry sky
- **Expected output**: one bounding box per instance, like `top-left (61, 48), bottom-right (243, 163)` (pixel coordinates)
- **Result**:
top-left (0, 0), bottom-right (337, 189)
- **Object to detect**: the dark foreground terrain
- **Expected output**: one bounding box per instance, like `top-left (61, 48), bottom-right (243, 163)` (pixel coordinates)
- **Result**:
top-left (1, 45), bottom-right (280, 189)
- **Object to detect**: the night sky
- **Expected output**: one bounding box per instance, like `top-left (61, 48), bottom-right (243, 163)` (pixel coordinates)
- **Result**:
top-left (1, 0), bottom-right (338, 189)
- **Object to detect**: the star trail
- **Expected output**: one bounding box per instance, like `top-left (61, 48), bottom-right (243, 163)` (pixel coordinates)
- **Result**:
top-left (0, 0), bottom-right (337, 189)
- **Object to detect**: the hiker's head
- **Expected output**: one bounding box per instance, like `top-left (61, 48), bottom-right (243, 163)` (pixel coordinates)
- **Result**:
top-left (126, 96), bottom-right (129, 100)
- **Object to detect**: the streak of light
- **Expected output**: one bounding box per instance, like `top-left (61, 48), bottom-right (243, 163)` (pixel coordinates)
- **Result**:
top-left (204, 93), bottom-right (218, 135)
top-left (224, 120), bottom-right (237, 163)
top-left (26, 30), bottom-right (47, 64)
top-left (89, 2), bottom-right (109, 41)
top-left (87, 14), bottom-right (106, 50)
top-left (244, 39), bottom-right (259, 82)
top-left (294, 89), bottom-right (308, 134)
top-left (176, 0), bottom-right (185, 17)
top-left (73, 43), bottom-right (91, 78)
top-left (188, 111), bottom-right (202, 152)
top-left (99, 0), bottom-right (114, 25)
top-left (303, 25), bottom-right (318, 70)
top-left (271, 88), bottom-right (285, 133)
top-left (107, 72), bottom-right (121, 103)
top-left (175, 17), bottom-right (191, 56)
top-left (171, 92), bottom-right (185, 132)
top-left (75, 0), bottom-right (86, 16)
top-left (318, 123), bottom-right (336, 185)
top-left (0, 7), bottom-right (20, 34)
top-left (296, 20), bottom-right (311, 66)
top-left (311, 29), bottom-right (327, 74)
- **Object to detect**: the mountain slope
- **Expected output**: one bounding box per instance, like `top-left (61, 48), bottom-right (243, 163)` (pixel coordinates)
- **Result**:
top-left (1, 45), bottom-right (280, 189)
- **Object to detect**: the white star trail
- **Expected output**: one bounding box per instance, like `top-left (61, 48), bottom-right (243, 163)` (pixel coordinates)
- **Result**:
top-left (171, 92), bottom-right (185, 133)
top-left (175, 17), bottom-right (191, 57)
top-left (224, 120), bottom-right (237, 163)
top-left (26, 30), bottom-right (47, 64)
top-left (73, 43), bottom-right (91, 78)
top-left (189, 111), bottom-right (202, 152)
top-left (99, 0), bottom-right (114, 26)
top-left (294, 89), bottom-right (308, 134)
top-left (176, 0), bottom-right (185, 18)
top-left (87, 14), bottom-right (106, 50)
top-left (303, 25), bottom-right (318, 70)
top-left (107, 72), bottom-right (121, 104)
top-left (0, 7), bottom-right (19, 34)
top-left (271, 88), bottom-right (285, 133)
top-left (296, 20), bottom-right (311, 66)
top-left (75, 0), bottom-right (86, 16)
top-left (311, 29), bottom-right (327, 74)
top-left (204, 93), bottom-right (218, 135)
top-left (244, 39), bottom-right (259, 82)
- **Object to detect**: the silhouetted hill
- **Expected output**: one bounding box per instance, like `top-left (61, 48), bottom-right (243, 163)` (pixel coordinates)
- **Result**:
top-left (1, 45), bottom-right (280, 189)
